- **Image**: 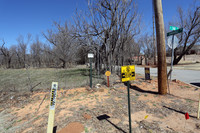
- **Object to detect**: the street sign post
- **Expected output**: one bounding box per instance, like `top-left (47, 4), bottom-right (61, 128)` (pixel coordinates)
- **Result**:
top-left (121, 65), bottom-right (135, 133)
top-left (167, 27), bottom-right (183, 94)
top-left (88, 53), bottom-right (94, 88)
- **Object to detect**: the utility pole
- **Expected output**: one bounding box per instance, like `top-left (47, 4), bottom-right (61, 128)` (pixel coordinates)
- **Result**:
top-left (153, 0), bottom-right (167, 95)
top-left (152, 1), bottom-right (156, 65)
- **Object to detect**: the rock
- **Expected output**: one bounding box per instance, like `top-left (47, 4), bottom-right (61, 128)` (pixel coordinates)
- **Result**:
top-left (83, 113), bottom-right (92, 120)
top-left (172, 79), bottom-right (177, 83)
top-left (95, 84), bottom-right (101, 89)
top-left (196, 123), bottom-right (200, 129)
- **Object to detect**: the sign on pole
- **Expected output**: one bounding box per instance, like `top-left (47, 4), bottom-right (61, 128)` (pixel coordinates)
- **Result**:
top-left (88, 53), bottom-right (94, 58)
top-left (121, 65), bottom-right (135, 82)
top-left (105, 71), bottom-right (111, 87)
top-left (167, 28), bottom-right (183, 37)
top-left (167, 35), bottom-right (179, 49)
top-left (88, 53), bottom-right (94, 88)
top-left (105, 71), bottom-right (111, 77)
top-left (121, 65), bottom-right (135, 133)
top-left (47, 82), bottom-right (58, 133)
top-left (170, 26), bottom-right (179, 31)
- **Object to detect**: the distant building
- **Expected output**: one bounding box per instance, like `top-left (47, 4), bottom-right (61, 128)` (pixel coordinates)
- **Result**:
top-left (188, 45), bottom-right (200, 55)
top-left (176, 45), bottom-right (200, 55)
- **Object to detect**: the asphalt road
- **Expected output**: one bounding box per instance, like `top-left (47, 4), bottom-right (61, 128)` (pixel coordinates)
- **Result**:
top-left (135, 66), bottom-right (200, 87)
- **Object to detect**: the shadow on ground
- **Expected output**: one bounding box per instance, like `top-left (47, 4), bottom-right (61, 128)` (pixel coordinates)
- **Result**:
top-left (97, 114), bottom-right (126, 133)
top-left (190, 82), bottom-right (200, 87)
top-left (123, 82), bottom-right (158, 95)
top-left (163, 106), bottom-right (196, 119)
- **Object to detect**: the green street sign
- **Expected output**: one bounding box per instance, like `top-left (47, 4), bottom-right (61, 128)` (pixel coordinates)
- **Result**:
top-left (170, 26), bottom-right (179, 31)
top-left (167, 28), bottom-right (183, 37)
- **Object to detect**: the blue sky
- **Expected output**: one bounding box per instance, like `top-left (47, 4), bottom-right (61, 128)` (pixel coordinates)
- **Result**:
top-left (0, 0), bottom-right (197, 48)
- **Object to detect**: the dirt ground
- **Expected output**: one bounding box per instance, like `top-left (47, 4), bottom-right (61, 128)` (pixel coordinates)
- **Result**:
top-left (0, 74), bottom-right (200, 133)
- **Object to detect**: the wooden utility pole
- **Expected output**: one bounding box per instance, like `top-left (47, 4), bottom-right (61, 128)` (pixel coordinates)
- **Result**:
top-left (153, 0), bottom-right (167, 95)
top-left (152, 1), bottom-right (156, 65)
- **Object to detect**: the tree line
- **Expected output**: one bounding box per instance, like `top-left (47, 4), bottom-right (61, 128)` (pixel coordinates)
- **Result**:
top-left (0, 0), bottom-right (199, 71)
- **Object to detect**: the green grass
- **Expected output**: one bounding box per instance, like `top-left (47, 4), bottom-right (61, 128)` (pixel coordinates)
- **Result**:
top-left (85, 127), bottom-right (89, 133)
top-left (0, 67), bottom-right (104, 92)
top-left (135, 93), bottom-right (140, 96)
top-left (186, 99), bottom-right (194, 103)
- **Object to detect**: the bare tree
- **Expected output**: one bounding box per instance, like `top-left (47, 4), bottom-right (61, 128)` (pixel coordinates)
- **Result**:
top-left (16, 34), bottom-right (31, 68)
top-left (139, 34), bottom-right (154, 65)
top-left (43, 22), bottom-right (79, 68)
top-left (169, 3), bottom-right (200, 64)
top-left (0, 40), bottom-right (15, 68)
top-left (30, 37), bottom-right (43, 67)
top-left (74, 0), bottom-right (141, 72)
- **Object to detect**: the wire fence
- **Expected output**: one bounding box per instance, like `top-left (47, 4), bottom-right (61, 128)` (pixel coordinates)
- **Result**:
top-left (0, 65), bottom-right (106, 92)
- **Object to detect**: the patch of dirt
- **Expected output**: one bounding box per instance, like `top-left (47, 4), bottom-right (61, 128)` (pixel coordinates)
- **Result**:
top-left (0, 74), bottom-right (199, 133)
top-left (57, 122), bottom-right (84, 133)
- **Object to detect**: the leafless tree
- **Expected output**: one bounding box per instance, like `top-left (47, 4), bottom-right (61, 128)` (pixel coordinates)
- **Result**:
top-left (74, 0), bottom-right (141, 72)
top-left (30, 37), bottom-right (43, 67)
top-left (16, 34), bottom-right (32, 68)
top-left (0, 40), bottom-right (15, 68)
top-left (43, 22), bottom-right (79, 68)
top-left (168, 2), bottom-right (200, 64)
top-left (139, 34), bottom-right (154, 65)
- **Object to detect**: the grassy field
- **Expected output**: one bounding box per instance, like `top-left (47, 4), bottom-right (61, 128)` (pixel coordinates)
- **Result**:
top-left (0, 66), bottom-right (103, 92)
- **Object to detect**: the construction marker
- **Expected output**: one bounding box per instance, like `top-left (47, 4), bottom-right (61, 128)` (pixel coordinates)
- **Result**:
top-left (185, 112), bottom-right (189, 120)
top-left (197, 94), bottom-right (200, 119)
top-left (184, 112), bottom-right (189, 131)
top-left (47, 82), bottom-right (58, 133)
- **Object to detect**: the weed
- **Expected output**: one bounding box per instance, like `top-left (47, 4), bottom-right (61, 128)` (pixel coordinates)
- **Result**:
top-left (74, 99), bottom-right (81, 101)
top-left (34, 116), bottom-right (40, 120)
top-left (85, 127), bottom-right (89, 133)
top-left (144, 94), bottom-right (148, 97)
top-left (159, 116), bottom-right (164, 119)
top-left (68, 94), bottom-right (73, 97)
top-left (46, 105), bottom-right (49, 108)
top-left (152, 88), bottom-right (156, 90)
top-left (186, 99), bottom-right (193, 103)
top-left (136, 93), bottom-right (140, 96)
top-left (17, 119), bottom-right (23, 123)
top-left (185, 86), bottom-right (190, 88)
top-left (6, 125), bottom-right (12, 130)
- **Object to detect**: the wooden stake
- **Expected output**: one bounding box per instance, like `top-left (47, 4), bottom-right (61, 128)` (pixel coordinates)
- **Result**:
top-left (197, 93), bottom-right (200, 119)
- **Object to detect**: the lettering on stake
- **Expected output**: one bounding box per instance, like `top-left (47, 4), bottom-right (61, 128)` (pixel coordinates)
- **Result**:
top-left (47, 82), bottom-right (58, 133)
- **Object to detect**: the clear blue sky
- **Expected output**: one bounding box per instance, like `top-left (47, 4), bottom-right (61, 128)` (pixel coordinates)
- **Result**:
top-left (0, 0), bottom-right (197, 48)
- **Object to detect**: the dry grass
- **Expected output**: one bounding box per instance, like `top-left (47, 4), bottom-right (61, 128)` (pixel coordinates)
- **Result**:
top-left (0, 67), bottom-right (103, 92)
